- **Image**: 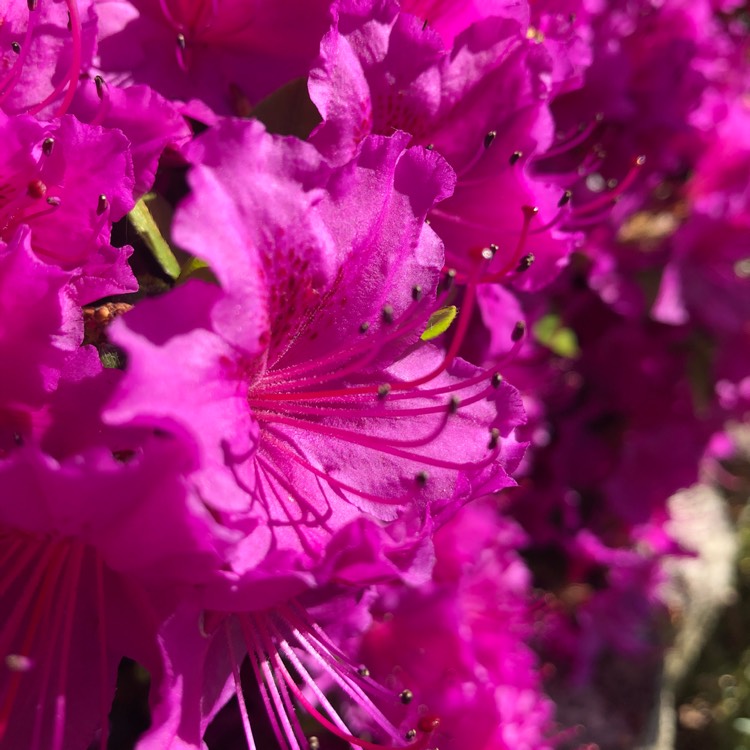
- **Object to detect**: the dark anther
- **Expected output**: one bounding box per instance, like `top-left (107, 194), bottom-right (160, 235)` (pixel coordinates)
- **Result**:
top-left (516, 253), bottom-right (535, 272)
top-left (94, 75), bottom-right (105, 99)
top-left (491, 372), bottom-right (503, 388)
top-left (27, 0), bottom-right (38, 10)
top-left (357, 665), bottom-right (370, 677)
top-left (97, 195), bottom-right (109, 215)
top-left (359, 321), bottom-right (370, 334)
top-left (46, 196), bottom-right (61, 207)
top-left (399, 689), bottom-right (414, 704)
top-left (406, 730), bottom-right (417, 741)
top-left (377, 384), bottom-right (391, 399)
top-left (448, 396), bottom-right (460, 414)
top-left (509, 150), bottom-right (523, 166)
top-left (12, 433), bottom-right (23, 446)
top-left (177, 32), bottom-right (187, 50)
top-left (523, 205), bottom-right (540, 219)
top-left (425, 144), bottom-right (435, 151)
top-left (11, 42), bottom-right (21, 54)
top-left (308, 737), bottom-right (320, 750)
top-left (382, 305), bottom-right (394, 324)
top-left (422, 18), bottom-right (428, 30)
top-left (42, 137), bottom-right (55, 156)
top-left (489, 428), bottom-right (500, 449)
top-left (489, 243), bottom-right (499, 255)
top-left (415, 471), bottom-right (428, 487)
top-left (558, 190), bottom-right (572, 207)
top-left (27, 179), bottom-right (46, 199)
top-left (484, 130), bottom-right (497, 149)
top-left (442, 268), bottom-right (457, 291)
top-left (511, 321), bottom-right (526, 342)
top-left (411, 285), bottom-right (423, 301)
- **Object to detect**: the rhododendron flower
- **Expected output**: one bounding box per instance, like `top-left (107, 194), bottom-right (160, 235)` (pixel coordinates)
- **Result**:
top-left (357, 500), bottom-right (556, 750)
top-left (94, 0), bottom-right (334, 116)
top-left (108, 121), bottom-right (526, 579)
top-left (309, 0), bottom-right (573, 291)
top-left (0, 111), bottom-right (137, 301)
top-left (0, 346), bottom-right (229, 750)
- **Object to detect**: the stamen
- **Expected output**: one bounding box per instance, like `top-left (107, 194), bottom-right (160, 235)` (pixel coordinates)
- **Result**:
top-left (516, 253), bottom-right (535, 272)
top-left (572, 155), bottom-right (646, 217)
top-left (484, 130), bottom-right (497, 149)
top-left (42, 138), bottom-right (55, 156)
top-left (97, 195), bottom-right (108, 215)
top-left (509, 150), bottom-right (523, 166)
top-left (11, 42), bottom-right (21, 54)
top-left (26, 0), bottom-right (83, 117)
top-left (511, 321), bottom-right (526, 342)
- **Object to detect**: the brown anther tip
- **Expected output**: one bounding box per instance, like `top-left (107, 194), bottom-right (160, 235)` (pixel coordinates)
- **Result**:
top-left (406, 729), bottom-right (417, 740)
top-left (94, 75), bottom-right (105, 98)
top-left (448, 396), bottom-right (460, 414)
top-left (27, 0), bottom-right (38, 11)
top-left (97, 195), bottom-right (109, 215)
top-left (382, 304), bottom-right (395, 324)
top-left (308, 737), bottom-right (320, 750)
top-left (489, 243), bottom-right (499, 254)
top-left (27, 179), bottom-right (46, 199)
top-left (442, 268), bottom-right (457, 290)
top-left (46, 196), bottom-right (61, 207)
top-left (359, 321), bottom-right (370, 334)
top-left (415, 472), bottom-right (428, 487)
top-left (357, 665), bottom-right (370, 677)
top-left (377, 384), bottom-right (391, 399)
top-left (558, 190), bottom-right (572, 207)
top-left (11, 42), bottom-right (21, 54)
top-left (635, 154), bottom-right (646, 166)
top-left (509, 150), bottom-right (523, 165)
top-left (412, 284), bottom-right (423, 301)
top-left (399, 689), bottom-right (414, 704)
top-left (516, 253), bottom-right (535, 272)
top-left (511, 321), bottom-right (526, 342)
top-left (491, 372), bottom-right (503, 388)
top-left (484, 130), bottom-right (497, 149)
top-left (42, 137), bottom-right (55, 156)
top-left (425, 144), bottom-right (435, 151)
top-left (488, 427), bottom-right (500, 449)
top-left (177, 32), bottom-right (187, 50)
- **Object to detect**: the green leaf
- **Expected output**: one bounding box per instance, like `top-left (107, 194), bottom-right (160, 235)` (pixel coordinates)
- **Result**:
top-left (421, 305), bottom-right (458, 341)
top-left (128, 197), bottom-right (180, 279)
top-left (177, 256), bottom-right (209, 284)
top-left (532, 314), bottom-right (580, 358)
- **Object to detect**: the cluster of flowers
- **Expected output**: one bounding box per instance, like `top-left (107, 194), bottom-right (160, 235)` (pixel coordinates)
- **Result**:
top-left (1, 0), bottom-right (748, 748)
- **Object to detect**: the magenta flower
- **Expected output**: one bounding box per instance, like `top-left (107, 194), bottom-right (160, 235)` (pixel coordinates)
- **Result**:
top-left (357, 500), bottom-right (556, 750)
top-left (0, 342), bottom-right (230, 750)
top-left (0, 0), bottom-right (97, 118)
top-left (308, 0), bottom-right (573, 291)
top-left (108, 121), bottom-right (526, 579)
top-left (94, 0), bottom-right (334, 116)
top-left (0, 111), bottom-right (137, 301)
